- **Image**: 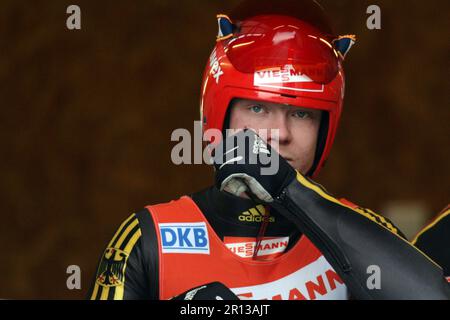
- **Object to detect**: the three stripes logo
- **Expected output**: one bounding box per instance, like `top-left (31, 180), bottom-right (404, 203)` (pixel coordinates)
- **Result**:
top-left (238, 205), bottom-right (275, 223)
top-left (91, 213), bottom-right (142, 300)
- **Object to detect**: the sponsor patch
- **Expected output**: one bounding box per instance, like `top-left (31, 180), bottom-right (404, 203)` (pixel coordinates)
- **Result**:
top-left (224, 236), bottom-right (289, 259)
top-left (209, 48), bottom-right (224, 84)
top-left (159, 222), bottom-right (210, 254)
top-left (231, 256), bottom-right (348, 300)
top-left (253, 64), bottom-right (324, 93)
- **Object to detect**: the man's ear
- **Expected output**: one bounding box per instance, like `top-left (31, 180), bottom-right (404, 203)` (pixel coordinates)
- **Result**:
top-left (332, 35), bottom-right (356, 60)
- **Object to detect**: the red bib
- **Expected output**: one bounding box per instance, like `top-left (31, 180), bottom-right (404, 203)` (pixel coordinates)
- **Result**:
top-left (147, 196), bottom-right (348, 300)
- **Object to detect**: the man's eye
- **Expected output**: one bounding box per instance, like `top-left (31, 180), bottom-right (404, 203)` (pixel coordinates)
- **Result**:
top-left (250, 105), bottom-right (264, 113)
top-left (292, 110), bottom-right (310, 119)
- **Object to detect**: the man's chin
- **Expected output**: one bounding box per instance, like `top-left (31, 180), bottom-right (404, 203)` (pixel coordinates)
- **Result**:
top-left (288, 161), bottom-right (301, 172)
top-left (279, 156), bottom-right (303, 173)
top-left (290, 162), bottom-right (308, 175)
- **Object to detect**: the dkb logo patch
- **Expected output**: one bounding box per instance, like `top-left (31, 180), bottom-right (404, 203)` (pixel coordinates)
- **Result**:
top-left (159, 222), bottom-right (210, 254)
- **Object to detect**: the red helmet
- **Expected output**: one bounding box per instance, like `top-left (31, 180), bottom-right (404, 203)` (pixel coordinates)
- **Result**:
top-left (200, 0), bottom-right (354, 177)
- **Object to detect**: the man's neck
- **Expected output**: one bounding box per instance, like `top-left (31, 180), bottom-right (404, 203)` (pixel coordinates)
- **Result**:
top-left (190, 185), bottom-right (301, 244)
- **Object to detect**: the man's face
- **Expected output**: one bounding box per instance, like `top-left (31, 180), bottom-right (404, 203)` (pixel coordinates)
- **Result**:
top-left (228, 98), bottom-right (323, 174)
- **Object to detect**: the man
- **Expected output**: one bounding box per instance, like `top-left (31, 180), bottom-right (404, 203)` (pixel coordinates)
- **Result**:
top-left (89, 0), bottom-right (449, 300)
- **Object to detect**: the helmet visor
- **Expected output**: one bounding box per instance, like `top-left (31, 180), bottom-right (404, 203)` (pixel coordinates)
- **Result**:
top-left (225, 16), bottom-right (340, 84)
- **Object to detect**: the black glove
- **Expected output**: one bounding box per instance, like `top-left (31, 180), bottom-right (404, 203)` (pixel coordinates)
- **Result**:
top-left (212, 129), bottom-right (296, 203)
top-left (171, 282), bottom-right (239, 300)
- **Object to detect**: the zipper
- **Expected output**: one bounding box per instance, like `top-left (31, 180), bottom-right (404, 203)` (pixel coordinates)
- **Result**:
top-left (276, 190), bottom-right (352, 273)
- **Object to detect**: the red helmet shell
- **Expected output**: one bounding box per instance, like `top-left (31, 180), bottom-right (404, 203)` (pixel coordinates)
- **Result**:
top-left (200, 14), bottom-right (345, 177)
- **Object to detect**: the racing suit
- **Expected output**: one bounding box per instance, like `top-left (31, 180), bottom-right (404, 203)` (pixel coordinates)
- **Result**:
top-left (88, 185), bottom-right (403, 300)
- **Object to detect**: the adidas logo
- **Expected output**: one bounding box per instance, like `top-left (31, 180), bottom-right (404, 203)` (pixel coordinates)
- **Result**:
top-left (238, 205), bottom-right (275, 223)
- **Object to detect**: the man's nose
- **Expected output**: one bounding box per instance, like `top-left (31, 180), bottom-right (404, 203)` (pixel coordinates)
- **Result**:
top-left (266, 114), bottom-right (292, 148)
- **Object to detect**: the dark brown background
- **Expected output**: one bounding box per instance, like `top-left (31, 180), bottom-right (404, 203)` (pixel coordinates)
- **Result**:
top-left (0, 0), bottom-right (448, 299)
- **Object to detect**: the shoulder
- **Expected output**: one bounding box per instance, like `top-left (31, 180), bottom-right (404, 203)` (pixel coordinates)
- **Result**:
top-left (338, 198), bottom-right (407, 239)
top-left (145, 195), bottom-right (196, 214)
top-left (412, 205), bottom-right (450, 278)
top-left (293, 174), bottom-right (406, 238)
top-left (413, 205), bottom-right (450, 245)
top-left (105, 212), bottom-right (143, 254)
top-left (108, 208), bottom-right (158, 249)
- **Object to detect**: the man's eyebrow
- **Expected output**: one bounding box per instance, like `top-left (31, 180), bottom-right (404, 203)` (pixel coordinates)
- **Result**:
top-left (286, 105), bottom-right (309, 111)
top-left (243, 101), bottom-right (263, 106)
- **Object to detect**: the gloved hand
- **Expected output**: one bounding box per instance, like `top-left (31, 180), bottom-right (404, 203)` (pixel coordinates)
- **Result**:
top-left (212, 129), bottom-right (296, 203)
top-left (170, 282), bottom-right (239, 300)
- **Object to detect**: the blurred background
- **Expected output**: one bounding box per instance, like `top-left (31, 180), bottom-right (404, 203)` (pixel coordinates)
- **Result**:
top-left (0, 0), bottom-right (448, 299)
